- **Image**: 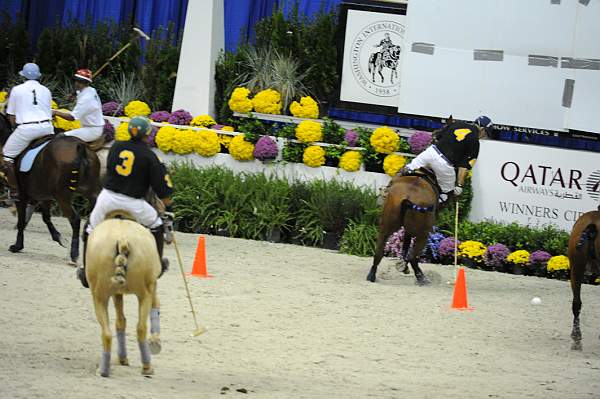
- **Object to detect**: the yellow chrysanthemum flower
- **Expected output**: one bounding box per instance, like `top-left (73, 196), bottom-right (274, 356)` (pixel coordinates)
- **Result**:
top-left (507, 250), bottom-right (530, 265)
top-left (194, 129), bottom-right (221, 157)
top-left (229, 134), bottom-right (255, 161)
top-left (124, 100), bottom-right (151, 118)
top-left (383, 154), bottom-right (406, 176)
top-left (295, 120), bottom-right (323, 143)
top-left (547, 255), bottom-right (570, 271)
top-left (190, 114), bottom-right (216, 128)
top-left (459, 241), bottom-right (487, 261)
top-left (338, 151), bottom-right (362, 172)
top-left (303, 145), bottom-right (326, 168)
top-left (370, 126), bottom-right (400, 154)
top-left (228, 87), bottom-right (253, 113)
top-left (155, 125), bottom-right (178, 153)
top-left (252, 89), bottom-right (282, 115)
top-left (289, 96), bottom-right (319, 119)
top-left (53, 110), bottom-right (81, 131)
top-left (114, 122), bottom-right (130, 141)
top-left (0, 91), bottom-right (7, 103)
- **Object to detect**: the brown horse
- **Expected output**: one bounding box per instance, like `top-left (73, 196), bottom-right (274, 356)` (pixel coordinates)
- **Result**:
top-left (0, 113), bottom-right (101, 263)
top-left (568, 206), bottom-right (600, 350)
top-left (367, 170), bottom-right (439, 285)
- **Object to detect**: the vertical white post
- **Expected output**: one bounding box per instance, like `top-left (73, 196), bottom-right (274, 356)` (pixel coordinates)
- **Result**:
top-left (172, 0), bottom-right (224, 116)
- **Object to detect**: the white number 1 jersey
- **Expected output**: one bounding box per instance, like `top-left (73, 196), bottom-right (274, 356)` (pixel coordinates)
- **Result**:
top-left (6, 80), bottom-right (52, 125)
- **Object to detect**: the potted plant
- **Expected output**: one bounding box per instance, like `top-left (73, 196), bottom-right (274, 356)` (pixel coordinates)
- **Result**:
top-left (528, 250), bottom-right (552, 277)
top-left (439, 237), bottom-right (461, 265)
top-left (253, 136), bottom-right (279, 163)
top-left (458, 240), bottom-right (487, 269)
top-left (484, 244), bottom-right (510, 272)
top-left (547, 255), bottom-right (570, 280)
top-left (506, 250), bottom-right (530, 275)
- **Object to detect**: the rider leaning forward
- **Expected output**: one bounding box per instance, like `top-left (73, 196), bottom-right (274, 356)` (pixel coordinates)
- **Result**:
top-left (78, 116), bottom-right (173, 288)
top-left (387, 116), bottom-right (493, 205)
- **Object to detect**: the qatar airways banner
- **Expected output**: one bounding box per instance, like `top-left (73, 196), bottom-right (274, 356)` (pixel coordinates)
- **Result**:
top-left (469, 140), bottom-right (600, 231)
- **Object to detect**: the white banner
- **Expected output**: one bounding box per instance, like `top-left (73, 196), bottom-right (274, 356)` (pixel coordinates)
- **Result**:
top-left (470, 140), bottom-right (600, 231)
top-left (339, 9), bottom-right (407, 107)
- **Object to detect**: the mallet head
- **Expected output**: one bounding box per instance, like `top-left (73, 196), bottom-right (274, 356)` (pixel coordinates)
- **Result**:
top-left (133, 27), bottom-right (151, 41)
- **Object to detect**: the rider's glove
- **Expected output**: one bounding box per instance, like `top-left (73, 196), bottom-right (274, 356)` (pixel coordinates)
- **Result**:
top-left (454, 185), bottom-right (463, 196)
top-left (162, 212), bottom-right (174, 245)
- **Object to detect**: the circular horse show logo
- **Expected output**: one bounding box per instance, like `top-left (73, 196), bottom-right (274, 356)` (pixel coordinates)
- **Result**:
top-left (350, 20), bottom-right (405, 98)
top-left (586, 170), bottom-right (600, 200)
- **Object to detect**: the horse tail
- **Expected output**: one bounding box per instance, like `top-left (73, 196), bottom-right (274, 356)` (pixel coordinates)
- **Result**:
top-left (68, 142), bottom-right (90, 192)
top-left (111, 239), bottom-right (129, 287)
top-left (576, 223), bottom-right (598, 260)
top-left (399, 199), bottom-right (436, 225)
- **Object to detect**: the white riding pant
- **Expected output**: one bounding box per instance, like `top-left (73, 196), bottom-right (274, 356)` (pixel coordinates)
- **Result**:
top-left (87, 189), bottom-right (162, 234)
top-left (64, 126), bottom-right (103, 142)
top-left (406, 146), bottom-right (456, 193)
top-left (2, 122), bottom-right (53, 161)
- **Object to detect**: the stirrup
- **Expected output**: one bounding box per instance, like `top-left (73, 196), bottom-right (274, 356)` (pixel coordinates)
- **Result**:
top-left (158, 258), bottom-right (169, 278)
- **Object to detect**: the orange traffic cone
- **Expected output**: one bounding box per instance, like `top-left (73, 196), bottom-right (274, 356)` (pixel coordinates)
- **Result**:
top-left (451, 267), bottom-right (471, 310)
top-left (188, 235), bottom-right (212, 278)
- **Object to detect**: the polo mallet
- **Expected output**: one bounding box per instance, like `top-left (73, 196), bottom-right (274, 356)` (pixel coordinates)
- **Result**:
top-left (172, 232), bottom-right (207, 337)
top-left (454, 200), bottom-right (460, 267)
top-left (93, 27), bottom-right (150, 79)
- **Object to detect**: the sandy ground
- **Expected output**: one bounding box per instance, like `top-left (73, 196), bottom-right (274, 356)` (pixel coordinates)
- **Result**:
top-left (1, 208), bottom-right (600, 399)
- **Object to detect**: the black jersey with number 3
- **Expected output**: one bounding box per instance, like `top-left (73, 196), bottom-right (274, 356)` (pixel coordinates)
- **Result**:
top-left (434, 121), bottom-right (480, 169)
top-left (104, 140), bottom-right (173, 199)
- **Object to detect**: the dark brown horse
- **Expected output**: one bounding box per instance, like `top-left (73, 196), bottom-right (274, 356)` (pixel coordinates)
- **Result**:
top-left (568, 206), bottom-right (600, 350)
top-left (0, 113), bottom-right (101, 263)
top-left (367, 170), bottom-right (439, 285)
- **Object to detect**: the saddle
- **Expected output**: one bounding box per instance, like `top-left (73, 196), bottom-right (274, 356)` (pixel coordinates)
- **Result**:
top-left (397, 168), bottom-right (441, 196)
top-left (105, 210), bottom-right (136, 221)
top-left (17, 135), bottom-right (54, 173)
top-left (88, 136), bottom-right (106, 152)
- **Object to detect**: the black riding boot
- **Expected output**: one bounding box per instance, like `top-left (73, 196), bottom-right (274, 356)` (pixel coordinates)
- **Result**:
top-left (77, 229), bottom-right (90, 288)
top-left (151, 225), bottom-right (169, 278)
top-left (1, 160), bottom-right (19, 200)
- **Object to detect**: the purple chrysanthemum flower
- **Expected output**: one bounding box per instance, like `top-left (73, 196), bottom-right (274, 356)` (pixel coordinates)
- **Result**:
top-left (439, 237), bottom-right (461, 258)
top-left (253, 136), bottom-right (278, 161)
top-left (529, 250), bottom-right (552, 266)
top-left (484, 244), bottom-right (510, 268)
top-left (103, 119), bottom-right (115, 142)
top-left (167, 109), bottom-right (193, 125)
top-left (149, 110), bottom-right (171, 123)
top-left (344, 129), bottom-right (359, 147)
top-left (408, 131), bottom-right (433, 155)
top-left (144, 126), bottom-right (159, 147)
top-left (425, 230), bottom-right (446, 262)
top-left (102, 101), bottom-right (123, 116)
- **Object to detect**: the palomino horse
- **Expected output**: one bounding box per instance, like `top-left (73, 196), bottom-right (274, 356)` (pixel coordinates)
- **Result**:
top-left (367, 170), bottom-right (439, 285)
top-left (0, 113), bottom-right (101, 263)
top-left (568, 206), bottom-right (600, 350)
top-left (86, 213), bottom-right (162, 377)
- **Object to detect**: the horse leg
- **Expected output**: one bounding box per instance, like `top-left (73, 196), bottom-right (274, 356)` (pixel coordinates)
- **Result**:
top-left (367, 229), bottom-right (390, 282)
top-left (137, 289), bottom-right (154, 375)
top-left (56, 194), bottom-right (81, 264)
top-left (92, 294), bottom-right (112, 377)
top-left (114, 294), bottom-right (129, 365)
top-left (9, 199), bottom-right (27, 253)
top-left (409, 235), bottom-right (430, 286)
top-left (400, 233), bottom-right (412, 274)
top-left (148, 289), bottom-right (162, 355)
top-left (378, 65), bottom-right (384, 83)
top-left (40, 201), bottom-right (64, 247)
top-left (571, 260), bottom-right (585, 350)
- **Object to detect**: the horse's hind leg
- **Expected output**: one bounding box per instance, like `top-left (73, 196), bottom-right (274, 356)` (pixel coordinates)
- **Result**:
top-left (56, 194), bottom-right (81, 264)
top-left (367, 230), bottom-right (390, 282)
top-left (40, 201), bottom-right (64, 247)
top-left (92, 294), bottom-right (112, 377)
top-left (149, 289), bottom-right (161, 355)
top-left (137, 289), bottom-right (154, 375)
top-left (571, 260), bottom-right (585, 350)
top-left (409, 235), bottom-right (430, 286)
top-left (400, 232), bottom-right (412, 274)
top-left (9, 199), bottom-right (27, 253)
top-left (114, 294), bottom-right (129, 365)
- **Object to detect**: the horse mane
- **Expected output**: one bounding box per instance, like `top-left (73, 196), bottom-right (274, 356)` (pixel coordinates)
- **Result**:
top-left (0, 112), bottom-right (12, 146)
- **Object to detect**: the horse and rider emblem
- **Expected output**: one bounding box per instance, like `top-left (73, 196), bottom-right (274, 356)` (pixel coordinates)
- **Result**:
top-left (349, 20), bottom-right (405, 98)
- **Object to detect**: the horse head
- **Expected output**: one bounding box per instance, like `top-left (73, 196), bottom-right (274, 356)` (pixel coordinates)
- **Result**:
top-left (390, 45), bottom-right (401, 60)
top-left (0, 112), bottom-right (13, 147)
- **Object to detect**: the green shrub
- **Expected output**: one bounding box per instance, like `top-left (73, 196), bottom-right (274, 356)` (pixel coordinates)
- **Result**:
top-left (340, 221), bottom-right (378, 257)
top-left (0, 12), bottom-right (30, 87)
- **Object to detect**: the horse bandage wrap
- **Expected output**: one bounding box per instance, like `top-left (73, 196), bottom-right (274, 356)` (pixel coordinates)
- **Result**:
top-left (139, 341), bottom-right (151, 365)
top-left (117, 330), bottom-right (127, 360)
top-left (100, 351), bottom-right (111, 377)
top-left (150, 308), bottom-right (160, 335)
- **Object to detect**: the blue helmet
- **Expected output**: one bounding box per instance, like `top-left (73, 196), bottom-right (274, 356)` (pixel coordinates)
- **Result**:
top-left (19, 63), bottom-right (41, 80)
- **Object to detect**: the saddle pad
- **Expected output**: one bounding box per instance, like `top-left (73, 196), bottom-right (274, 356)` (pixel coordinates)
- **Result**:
top-left (19, 141), bottom-right (50, 172)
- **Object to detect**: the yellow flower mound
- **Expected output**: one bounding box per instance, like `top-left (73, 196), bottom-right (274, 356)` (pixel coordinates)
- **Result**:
top-left (51, 100), bottom-right (58, 109)
top-left (115, 122), bottom-right (131, 141)
top-left (229, 134), bottom-right (255, 161)
top-left (339, 151), bottom-right (362, 172)
top-left (228, 87), bottom-right (253, 113)
top-left (459, 241), bottom-right (487, 262)
top-left (219, 134), bottom-right (233, 148)
top-left (0, 91), bottom-right (7, 103)
top-left (507, 250), bottom-right (530, 265)
top-left (171, 129), bottom-right (195, 155)
top-left (155, 125), bottom-right (178, 152)
top-left (194, 129), bottom-right (220, 157)
top-left (252, 89), bottom-right (282, 115)
top-left (370, 126), bottom-right (399, 154)
top-left (303, 145), bottom-right (326, 168)
top-left (547, 255), bottom-right (570, 271)
top-left (191, 114), bottom-right (216, 128)
top-left (295, 120), bottom-right (323, 143)
top-left (289, 96), bottom-right (319, 119)
top-left (53, 110), bottom-right (81, 131)
top-left (124, 100), bottom-right (151, 118)
top-left (383, 154), bottom-right (406, 176)
top-left (221, 126), bottom-right (235, 132)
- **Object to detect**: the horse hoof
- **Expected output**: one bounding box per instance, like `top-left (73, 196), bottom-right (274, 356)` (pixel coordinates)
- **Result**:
top-left (571, 341), bottom-right (583, 351)
top-left (149, 338), bottom-right (162, 355)
top-left (9, 244), bottom-right (23, 253)
top-left (416, 277), bottom-right (431, 286)
top-left (366, 273), bottom-right (376, 283)
top-left (141, 365), bottom-right (154, 376)
top-left (119, 358), bottom-right (129, 366)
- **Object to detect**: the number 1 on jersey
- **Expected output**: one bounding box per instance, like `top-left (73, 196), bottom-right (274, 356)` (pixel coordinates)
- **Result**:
top-left (116, 150), bottom-right (135, 176)
top-left (32, 89), bottom-right (37, 105)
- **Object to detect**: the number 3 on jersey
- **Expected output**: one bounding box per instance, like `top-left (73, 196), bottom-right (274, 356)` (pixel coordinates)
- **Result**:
top-left (116, 150), bottom-right (135, 176)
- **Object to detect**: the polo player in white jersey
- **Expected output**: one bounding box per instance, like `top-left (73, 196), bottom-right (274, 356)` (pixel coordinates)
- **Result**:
top-left (52, 69), bottom-right (104, 142)
top-left (1, 63), bottom-right (54, 199)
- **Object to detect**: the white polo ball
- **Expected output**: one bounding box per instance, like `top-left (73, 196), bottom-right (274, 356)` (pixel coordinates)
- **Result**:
top-left (531, 297), bottom-right (542, 305)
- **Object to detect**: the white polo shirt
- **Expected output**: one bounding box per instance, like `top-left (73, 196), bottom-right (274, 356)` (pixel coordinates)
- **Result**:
top-left (6, 80), bottom-right (52, 125)
top-left (72, 86), bottom-right (104, 127)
